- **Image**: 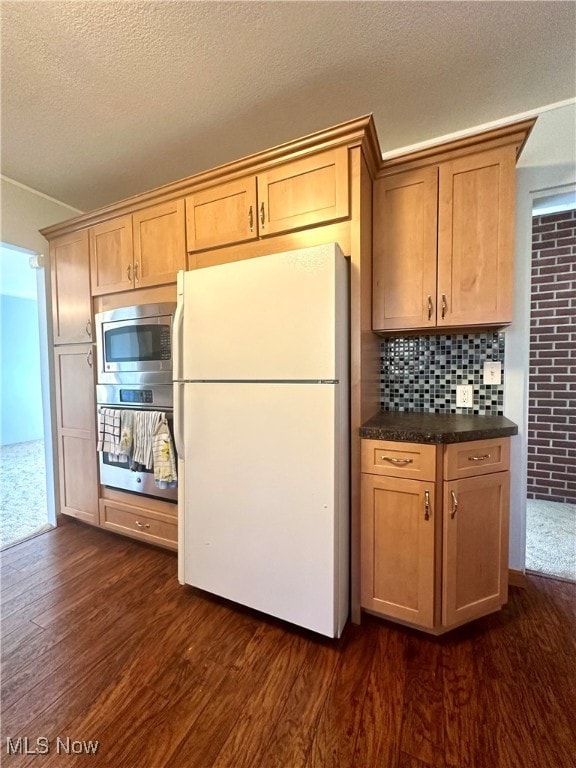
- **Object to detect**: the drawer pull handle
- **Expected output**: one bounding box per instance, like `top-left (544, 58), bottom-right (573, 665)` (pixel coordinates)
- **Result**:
top-left (424, 489), bottom-right (430, 521)
top-left (450, 491), bottom-right (458, 519)
top-left (380, 456), bottom-right (413, 465)
top-left (135, 520), bottom-right (150, 529)
top-left (468, 454), bottom-right (491, 462)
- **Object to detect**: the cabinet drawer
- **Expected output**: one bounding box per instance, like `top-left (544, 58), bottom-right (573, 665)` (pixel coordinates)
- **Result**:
top-left (443, 437), bottom-right (510, 480)
top-left (361, 439), bottom-right (437, 481)
top-left (99, 499), bottom-right (177, 550)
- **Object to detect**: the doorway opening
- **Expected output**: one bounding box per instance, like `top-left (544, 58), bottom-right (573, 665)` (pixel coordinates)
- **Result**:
top-left (0, 242), bottom-right (55, 548)
top-left (526, 190), bottom-right (576, 581)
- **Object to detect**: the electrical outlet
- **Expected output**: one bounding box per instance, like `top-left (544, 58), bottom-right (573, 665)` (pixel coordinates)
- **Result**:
top-left (483, 361), bottom-right (502, 385)
top-left (456, 384), bottom-right (473, 408)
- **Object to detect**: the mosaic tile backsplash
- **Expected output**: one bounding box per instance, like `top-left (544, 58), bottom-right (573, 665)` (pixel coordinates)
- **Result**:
top-left (380, 332), bottom-right (505, 415)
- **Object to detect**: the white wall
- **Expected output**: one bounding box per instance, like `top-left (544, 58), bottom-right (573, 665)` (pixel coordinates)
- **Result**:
top-left (0, 177), bottom-right (83, 523)
top-left (505, 102), bottom-right (576, 570)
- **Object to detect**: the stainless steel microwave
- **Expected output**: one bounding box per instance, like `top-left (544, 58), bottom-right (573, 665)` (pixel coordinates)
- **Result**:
top-left (94, 303), bottom-right (176, 385)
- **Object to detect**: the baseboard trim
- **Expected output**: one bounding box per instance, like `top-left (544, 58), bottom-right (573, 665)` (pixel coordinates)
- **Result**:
top-left (509, 569), bottom-right (528, 588)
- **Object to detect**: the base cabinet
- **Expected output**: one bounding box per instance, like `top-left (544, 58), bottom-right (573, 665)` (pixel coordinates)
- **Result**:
top-left (361, 473), bottom-right (436, 628)
top-left (361, 437), bottom-right (511, 633)
top-left (99, 489), bottom-right (177, 551)
top-left (442, 472), bottom-right (509, 626)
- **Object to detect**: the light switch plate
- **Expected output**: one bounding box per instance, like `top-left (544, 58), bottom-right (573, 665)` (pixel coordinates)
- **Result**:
top-left (456, 384), bottom-right (473, 408)
top-left (483, 361), bottom-right (502, 385)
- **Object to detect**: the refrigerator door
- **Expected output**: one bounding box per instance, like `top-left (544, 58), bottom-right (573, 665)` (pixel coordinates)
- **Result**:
top-left (178, 243), bottom-right (347, 382)
top-left (181, 381), bottom-right (349, 638)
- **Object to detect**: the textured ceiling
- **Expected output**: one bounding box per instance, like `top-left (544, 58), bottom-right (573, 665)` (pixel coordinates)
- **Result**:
top-left (1, 1), bottom-right (575, 212)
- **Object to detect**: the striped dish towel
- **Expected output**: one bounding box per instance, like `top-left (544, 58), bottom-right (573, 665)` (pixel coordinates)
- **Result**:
top-left (132, 410), bottom-right (163, 470)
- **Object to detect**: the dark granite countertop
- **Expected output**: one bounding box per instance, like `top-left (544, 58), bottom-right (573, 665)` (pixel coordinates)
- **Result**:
top-left (360, 411), bottom-right (518, 444)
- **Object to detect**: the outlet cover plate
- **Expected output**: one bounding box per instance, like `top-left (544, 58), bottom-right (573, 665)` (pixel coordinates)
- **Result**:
top-left (483, 361), bottom-right (502, 385)
top-left (456, 384), bottom-right (473, 408)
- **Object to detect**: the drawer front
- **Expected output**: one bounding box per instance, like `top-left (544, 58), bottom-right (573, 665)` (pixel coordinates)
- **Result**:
top-left (443, 437), bottom-right (510, 480)
top-left (99, 500), bottom-right (177, 550)
top-left (361, 439), bottom-right (437, 481)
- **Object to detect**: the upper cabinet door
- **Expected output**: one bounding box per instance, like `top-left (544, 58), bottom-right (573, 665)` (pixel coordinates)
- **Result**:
top-left (437, 146), bottom-right (516, 327)
top-left (50, 229), bottom-right (92, 344)
top-left (186, 177), bottom-right (258, 252)
top-left (90, 215), bottom-right (134, 296)
top-left (257, 147), bottom-right (349, 237)
top-left (133, 200), bottom-right (186, 288)
top-left (372, 167), bottom-right (438, 331)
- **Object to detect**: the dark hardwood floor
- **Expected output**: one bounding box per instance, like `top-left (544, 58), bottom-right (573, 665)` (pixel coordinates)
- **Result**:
top-left (1, 517), bottom-right (575, 768)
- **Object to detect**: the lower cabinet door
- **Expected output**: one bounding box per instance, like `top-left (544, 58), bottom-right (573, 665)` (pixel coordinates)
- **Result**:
top-left (54, 344), bottom-right (99, 524)
top-left (442, 471), bottom-right (510, 627)
top-left (361, 473), bottom-right (435, 628)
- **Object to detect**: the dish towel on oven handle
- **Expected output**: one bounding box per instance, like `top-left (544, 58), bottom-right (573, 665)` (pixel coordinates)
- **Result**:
top-left (97, 408), bottom-right (123, 459)
top-left (131, 410), bottom-right (162, 470)
top-left (152, 415), bottom-right (178, 489)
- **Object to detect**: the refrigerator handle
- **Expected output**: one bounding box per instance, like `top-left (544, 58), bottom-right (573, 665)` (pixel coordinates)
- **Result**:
top-left (173, 278), bottom-right (185, 382)
top-left (173, 382), bottom-right (185, 460)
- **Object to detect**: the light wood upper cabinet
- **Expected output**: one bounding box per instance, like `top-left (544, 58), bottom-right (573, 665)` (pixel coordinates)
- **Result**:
top-left (257, 147), bottom-right (349, 237)
top-left (186, 177), bottom-right (258, 252)
top-left (437, 147), bottom-right (515, 327)
top-left (185, 147), bottom-right (349, 253)
top-left (90, 215), bottom-right (133, 295)
top-left (132, 199), bottom-right (186, 288)
top-left (373, 167), bottom-right (438, 331)
top-left (53, 344), bottom-right (99, 524)
top-left (90, 202), bottom-right (185, 295)
top-left (50, 229), bottom-right (93, 344)
top-left (373, 143), bottom-right (517, 332)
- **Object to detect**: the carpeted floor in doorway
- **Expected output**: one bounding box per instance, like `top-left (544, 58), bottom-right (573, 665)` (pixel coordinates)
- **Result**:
top-left (0, 439), bottom-right (51, 549)
top-left (526, 498), bottom-right (576, 581)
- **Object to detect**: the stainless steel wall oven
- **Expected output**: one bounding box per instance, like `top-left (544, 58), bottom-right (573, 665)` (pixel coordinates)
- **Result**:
top-left (94, 303), bottom-right (178, 503)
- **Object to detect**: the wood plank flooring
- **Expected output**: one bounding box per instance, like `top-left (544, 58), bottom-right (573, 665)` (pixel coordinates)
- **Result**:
top-left (1, 517), bottom-right (575, 768)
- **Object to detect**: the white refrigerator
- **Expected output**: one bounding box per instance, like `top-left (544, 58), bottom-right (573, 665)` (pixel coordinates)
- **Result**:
top-left (173, 243), bottom-right (349, 638)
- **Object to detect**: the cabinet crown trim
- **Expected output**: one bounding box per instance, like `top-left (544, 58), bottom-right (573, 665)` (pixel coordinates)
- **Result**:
top-left (40, 115), bottom-right (380, 239)
top-left (377, 117), bottom-right (536, 177)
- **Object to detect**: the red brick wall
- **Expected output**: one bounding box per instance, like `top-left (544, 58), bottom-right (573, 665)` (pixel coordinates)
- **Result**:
top-left (527, 209), bottom-right (576, 503)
